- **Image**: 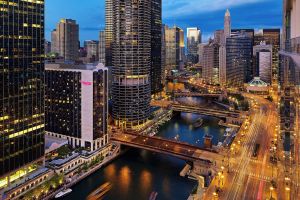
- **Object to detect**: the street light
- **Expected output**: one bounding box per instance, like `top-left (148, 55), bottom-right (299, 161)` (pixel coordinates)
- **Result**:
top-left (270, 186), bottom-right (274, 199)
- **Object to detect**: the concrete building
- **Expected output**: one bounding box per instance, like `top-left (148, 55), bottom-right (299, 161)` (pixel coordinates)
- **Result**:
top-left (202, 41), bottom-right (220, 85)
top-left (214, 30), bottom-right (224, 45)
top-left (164, 25), bottom-right (185, 73)
top-left (99, 30), bottom-right (106, 65)
top-left (253, 42), bottom-right (273, 84)
top-left (84, 40), bottom-right (99, 63)
top-left (197, 43), bottom-right (206, 65)
top-left (226, 35), bottom-right (253, 87)
top-left (51, 19), bottom-right (79, 61)
top-left (45, 63), bottom-right (109, 151)
top-left (112, 0), bottom-right (151, 130)
top-left (187, 27), bottom-right (202, 64)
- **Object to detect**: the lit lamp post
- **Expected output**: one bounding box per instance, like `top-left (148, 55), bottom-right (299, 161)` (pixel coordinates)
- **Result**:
top-left (270, 186), bottom-right (274, 199)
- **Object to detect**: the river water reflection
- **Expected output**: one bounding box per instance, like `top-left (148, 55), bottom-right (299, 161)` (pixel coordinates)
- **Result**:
top-left (63, 98), bottom-right (225, 200)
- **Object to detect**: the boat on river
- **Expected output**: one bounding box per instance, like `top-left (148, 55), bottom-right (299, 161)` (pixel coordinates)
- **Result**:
top-left (193, 118), bottom-right (204, 128)
top-left (86, 182), bottom-right (112, 200)
top-left (149, 191), bottom-right (158, 200)
top-left (55, 188), bottom-right (72, 198)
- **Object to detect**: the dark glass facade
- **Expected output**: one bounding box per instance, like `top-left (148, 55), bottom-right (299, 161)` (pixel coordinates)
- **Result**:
top-left (105, 0), bottom-right (113, 67)
top-left (45, 71), bottom-right (82, 139)
top-left (112, 0), bottom-right (151, 130)
top-left (226, 35), bottom-right (253, 87)
top-left (150, 0), bottom-right (162, 95)
top-left (0, 0), bottom-right (45, 176)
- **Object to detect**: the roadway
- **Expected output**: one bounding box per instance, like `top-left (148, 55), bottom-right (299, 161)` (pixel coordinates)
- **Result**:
top-left (110, 133), bottom-right (224, 164)
top-left (204, 94), bottom-right (280, 200)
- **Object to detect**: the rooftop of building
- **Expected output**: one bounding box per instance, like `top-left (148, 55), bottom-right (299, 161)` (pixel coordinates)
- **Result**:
top-left (45, 62), bottom-right (107, 72)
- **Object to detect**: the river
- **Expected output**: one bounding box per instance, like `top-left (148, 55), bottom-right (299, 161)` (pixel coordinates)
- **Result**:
top-left (63, 98), bottom-right (225, 200)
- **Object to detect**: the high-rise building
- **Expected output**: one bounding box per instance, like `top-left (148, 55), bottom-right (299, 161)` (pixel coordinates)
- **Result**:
top-left (226, 35), bottom-right (253, 87)
top-left (105, 0), bottom-right (113, 67)
top-left (214, 30), bottom-right (224, 45)
top-left (232, 29), bottom-right (255, 44)
top-left (99, 30), bottom-right (106, 65)
top-left (253, 42), bottom-right (273, 84)
top-left (51, 19), bottom-right (79, 61)
top-left (84, 40), bottom-right (99, 63)
top-left (112, 0), bottom-right (151, 130)
top-left (0, 0), bottom-right (45, 182)
top-left (164, 25), bottom-right (185, 72)
top-left (45, 41), bottom-right (51, 55)
top-left (219, 9), bottom-right (231, 86)
top-left (197, 43), bottom-right (206, 64)
top-left (45, 63), bottom-right (108, 152)
top-left (279, 0), bottom-right (300, 187)
top-left (224, 9), bottom-right (231, 38)
top-left (150, 0), bottom-right (163, 95)
top-left (187, 27), bottom-right (202, 64)
top-left (202, 41), bottom-right (220, 85)
top-left (263, 29), bottom-right (280, 81)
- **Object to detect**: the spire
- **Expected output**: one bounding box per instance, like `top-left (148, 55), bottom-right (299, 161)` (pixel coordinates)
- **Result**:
top-left (225, 9), bottom-right (230, 17)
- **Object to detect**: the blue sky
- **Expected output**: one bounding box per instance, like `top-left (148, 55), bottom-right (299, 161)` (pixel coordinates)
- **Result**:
top-left (45, 0), bottom-right (282, 44)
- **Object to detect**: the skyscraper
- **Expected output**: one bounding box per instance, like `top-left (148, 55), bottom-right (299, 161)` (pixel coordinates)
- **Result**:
top-left (253, 42), bottom-right (273, 84)
top-left (226, 35), bottom-right (253, 87)
top-left (263, 29), bottom-right (280, 81)
top-left (164, 25), bottom-right (185, 72)
top-left (45, 63), bottom-right (109, 152)
top-left (105, 0), bottom-right (113, 67)
top-left (99, 30), bottom-right (106, 65)
top-left (150, 0), bottom-right (163, 95)
top-left (187, 27), bottom-right (202, 64)
top-left (51, 19), bottom-right (79, 61)
top-left (202, 41), bottom-right (220, 85)
top-left (112, 0), bottom-right (151, 130)
top-left (224, 9), bottom-right (231, 38)
top-left (84, 40), bottom-right (99, 63)
top-left (0, 0), bottom-right (45, 179)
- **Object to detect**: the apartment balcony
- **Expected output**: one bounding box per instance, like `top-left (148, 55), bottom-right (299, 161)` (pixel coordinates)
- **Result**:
top-left (280, 37), bottom-right (300, 68)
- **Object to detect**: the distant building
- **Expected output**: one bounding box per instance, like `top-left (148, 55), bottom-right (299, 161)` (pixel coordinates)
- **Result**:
top-left (51, 19), bottom-right (79, 61)
top-left (197, 43), bottom-right (206, 64)
top-left (253, 42), bottom-right (273, 84)
top-left (105, 0), bottom-right (113, 67)
top-left (263, 29), bottom-right (280, 80)
top-left (45, 63), bottom-right (108, 151)
top-left (224, 9), bottom-right (231, 38)
top-left (151, 0), bottom-right (163, 95)
top-left (99, 30), bottom-right (106, 65)
top-left (214, 30), bottom-right (224, 45)
top-left (187, 27), bottom-right (202, 64)
top-left (164, 25), bottom-right (185, 72)
top-left (226, 34), bottom-right (253, 87)
top-left (202, 41), bottom-right (220, 85)
top-left (45, 41), bottom-right (51, 55)
top-left (85, 40), bottom-right (99, 63)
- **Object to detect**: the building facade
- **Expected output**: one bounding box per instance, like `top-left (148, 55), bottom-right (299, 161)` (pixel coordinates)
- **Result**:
top-left (253, 42), bottom-right (273, 84)
top-left (202, 41), bottom-right (220, 85)
top-left (99, 30), bottom-right (106, 65)
top-left (51, 19), bottom-right (79, 61)
top-left (226, 35), bottom-right (253, 87)
top-left (0, 0), bottom-right (45, 183)
top-left (187, 27), bottom-right (201, 64)
top-left (224, 9), bottom-right (231, 38)
top-left (164, 25), bottom-right (185, 73)
top-left (111, 0), bottom-right (151, 130)
top-left (105, 0), bottom-right (113, 67)
top-left (45, 63), bottom-right (108, 151)
top-left (150, 0), bottom-right (163, 95)
top-left (84, 40), bottom-right (99, 63)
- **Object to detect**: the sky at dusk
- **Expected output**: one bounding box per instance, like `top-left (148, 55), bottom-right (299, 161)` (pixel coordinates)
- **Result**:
top-left (45, 0), bottom-right (282, 44)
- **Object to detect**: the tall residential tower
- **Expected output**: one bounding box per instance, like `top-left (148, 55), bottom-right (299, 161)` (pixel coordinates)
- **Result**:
top-left (111, 0), bottom-right (151, 130)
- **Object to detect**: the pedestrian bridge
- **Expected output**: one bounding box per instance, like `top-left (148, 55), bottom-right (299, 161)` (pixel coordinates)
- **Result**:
top-left (110, 133), bottom-right (223, 164)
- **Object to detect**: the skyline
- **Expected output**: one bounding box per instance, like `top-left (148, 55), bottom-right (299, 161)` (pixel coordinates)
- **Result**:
top-left (45, 0), bottom-right (282, 43)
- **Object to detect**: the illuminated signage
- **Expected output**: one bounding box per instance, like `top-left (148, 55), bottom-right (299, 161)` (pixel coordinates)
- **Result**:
top-left (81, 81), bottom-right (92, 86)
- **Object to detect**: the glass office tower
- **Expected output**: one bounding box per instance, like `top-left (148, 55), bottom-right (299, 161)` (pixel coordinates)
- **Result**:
top-left (0, 0), bottom-right (45, 177)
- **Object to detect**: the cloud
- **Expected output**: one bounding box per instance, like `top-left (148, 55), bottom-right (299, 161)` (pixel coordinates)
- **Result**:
top-left (163, 0), bottom-right (269, 18)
